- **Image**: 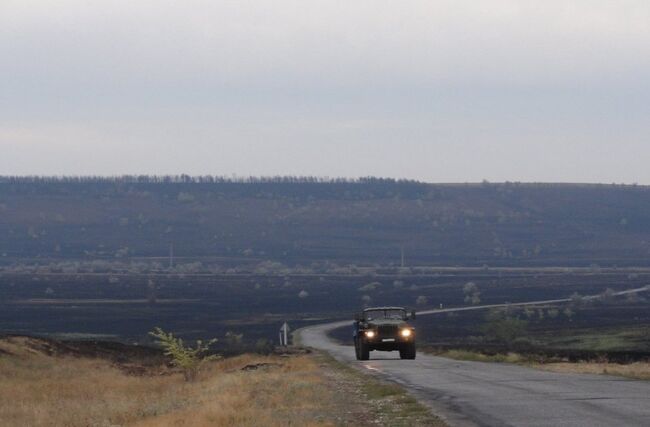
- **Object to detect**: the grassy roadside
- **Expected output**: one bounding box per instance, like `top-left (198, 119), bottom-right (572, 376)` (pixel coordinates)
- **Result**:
top-left (0, 336), bottom-right (445, 426)
top-left (426, 348), bottom-right (650, 381)
top-left (534, 361), bottom-right (650, 380)
top-left (0, 344), bottom-right (331, 426)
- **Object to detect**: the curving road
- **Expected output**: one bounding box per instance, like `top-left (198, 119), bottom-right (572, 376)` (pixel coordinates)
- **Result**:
top-left (297, 287), bottom-right (650, 427)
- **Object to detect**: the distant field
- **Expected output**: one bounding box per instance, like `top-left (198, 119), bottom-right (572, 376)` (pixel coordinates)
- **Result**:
top-left (2, 178), bottom-right (650, 354)
top-left (2, 268), bottom-right (649, 355)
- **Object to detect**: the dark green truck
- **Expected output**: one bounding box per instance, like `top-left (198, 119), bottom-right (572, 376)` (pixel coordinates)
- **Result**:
top-left (353, 307), bottom-right (416, 360)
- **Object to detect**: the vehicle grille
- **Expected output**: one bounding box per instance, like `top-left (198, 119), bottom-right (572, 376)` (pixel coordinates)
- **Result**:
top-left (377, 325), bottom-right (398, 337)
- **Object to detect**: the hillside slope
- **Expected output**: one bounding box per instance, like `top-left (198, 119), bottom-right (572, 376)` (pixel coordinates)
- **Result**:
top-left (2, 178), bottom-right (650, 267)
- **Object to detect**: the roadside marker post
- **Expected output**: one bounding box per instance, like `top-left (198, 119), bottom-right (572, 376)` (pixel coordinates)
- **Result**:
top-left (279, 322), bottom-right (290, 346)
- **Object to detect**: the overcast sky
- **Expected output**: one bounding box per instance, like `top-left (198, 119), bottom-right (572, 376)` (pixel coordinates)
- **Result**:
top-left (2, 1), bottom-right (649, 183)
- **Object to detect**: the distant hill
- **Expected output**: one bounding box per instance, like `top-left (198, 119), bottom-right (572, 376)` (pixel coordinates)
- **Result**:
top-left (1, 177), bottom-right (650, 267)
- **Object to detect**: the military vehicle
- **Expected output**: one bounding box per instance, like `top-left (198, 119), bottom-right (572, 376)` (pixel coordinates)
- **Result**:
top-left (353, 306), bottom-right (416, 360)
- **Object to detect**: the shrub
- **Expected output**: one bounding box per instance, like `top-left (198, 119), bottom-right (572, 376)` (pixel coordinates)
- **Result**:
top-left (254, 338), bottom-right (274, 355)
top-left (481, 309), bottom-right (528, 345)
top-left (149, 328), bottom-right (220, 381)
top-left (463, 282), bottom-right (481, 305)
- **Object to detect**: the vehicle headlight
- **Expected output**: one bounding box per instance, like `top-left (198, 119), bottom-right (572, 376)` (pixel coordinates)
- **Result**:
top-left (365, 330), bottom-right (375, 338)
top-left (400, 329), bottom-right (412, 337)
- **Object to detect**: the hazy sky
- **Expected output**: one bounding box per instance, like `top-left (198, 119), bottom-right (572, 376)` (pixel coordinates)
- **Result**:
top-left (2, 1), bottom-right (649, 182)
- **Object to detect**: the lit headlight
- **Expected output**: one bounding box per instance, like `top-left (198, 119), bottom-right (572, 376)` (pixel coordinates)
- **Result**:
top-left (365, 330), bottom-right (375, 338)
top-left (400, 329), bottom-right (412, 337)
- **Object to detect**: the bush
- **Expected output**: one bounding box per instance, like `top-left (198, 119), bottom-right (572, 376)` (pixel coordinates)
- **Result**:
top-left (463, 282), bottom-right (481, 305)
top-left (149, 328), bottom-right (220, 381)
top-left (254, 338), bottom-right (275, 355)
top-left (481, 309), bottom-right (528, 345)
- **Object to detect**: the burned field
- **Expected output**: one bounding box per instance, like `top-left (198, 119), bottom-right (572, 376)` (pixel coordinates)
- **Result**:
top-left (321, 269), bottom-right (650, 360)
top-left (416, 300), bottom-right (650, 359)
top-left (2, 268), bottom-right (649, 357)
top-left (2, 179), bottom-right (650, 355)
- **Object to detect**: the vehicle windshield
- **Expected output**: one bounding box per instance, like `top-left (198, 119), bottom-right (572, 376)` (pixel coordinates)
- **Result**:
top-left (364, 309), bottom-right (405, 321)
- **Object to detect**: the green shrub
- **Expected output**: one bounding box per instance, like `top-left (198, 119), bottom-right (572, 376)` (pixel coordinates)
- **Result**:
top-left (149, 327), bottom-right (220, 381)
top-left (481, 309), bottom-right (528, 344)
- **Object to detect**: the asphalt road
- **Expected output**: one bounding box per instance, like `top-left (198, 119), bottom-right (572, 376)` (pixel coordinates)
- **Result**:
top-left (297, 289), bottom-right (650, 427)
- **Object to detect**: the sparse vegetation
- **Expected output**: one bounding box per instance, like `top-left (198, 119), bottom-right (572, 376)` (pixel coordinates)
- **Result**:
top-left (149, 328), bottom-right (219, 381)
top-left (0, 336), bottom-right (444, 426)
top-left (428, 349), bottom-right (526, 364)
top-left (4, 179), bottom-right (650, 267)
top-left (463, 282), bottom-right (481, 305)
top-left (426, 348), bottom-right (650, 381)
top-left (535, 361), bottom-right (650, 381)
top-left (481, 309), bottom-right (528, 345)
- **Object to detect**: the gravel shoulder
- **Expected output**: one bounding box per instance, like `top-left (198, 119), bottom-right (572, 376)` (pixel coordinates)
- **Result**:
top-left (297, 321), bottom-right (650, 427)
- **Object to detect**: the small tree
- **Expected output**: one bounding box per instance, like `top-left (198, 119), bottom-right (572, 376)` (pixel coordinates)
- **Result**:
top-left (224, 331), bottom-right (244, 354)
top-left (482, 309), bottom-right (528, 345)
top-left (569, 292), bottom-right (584, 307)
top-left (149, 328), bottom-right (220, 381)
top-left (463, 282), bottom-right (481, 305)
top-left (599, 288), bottom-right (616, 304)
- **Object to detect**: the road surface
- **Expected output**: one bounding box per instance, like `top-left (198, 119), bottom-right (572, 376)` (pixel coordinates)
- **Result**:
top-left (297, 288), bottom-right (650, 427)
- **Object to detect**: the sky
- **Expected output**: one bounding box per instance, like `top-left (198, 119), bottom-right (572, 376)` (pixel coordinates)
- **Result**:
top-left (1, 1), bottom-right (649, 183)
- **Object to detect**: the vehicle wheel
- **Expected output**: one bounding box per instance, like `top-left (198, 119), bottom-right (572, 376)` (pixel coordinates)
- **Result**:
top-left (400, 344), bottom-right (416, 360)
top-left (354, 338), bottom-right (361, 360)
top-left (359, 341), bottom-right (370, 360)
top-left (407, 344), bottom-right (416, 359)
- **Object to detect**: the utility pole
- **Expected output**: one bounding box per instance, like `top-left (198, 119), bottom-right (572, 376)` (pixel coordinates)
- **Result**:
top-left (400, 246), bottom-right (405, 268)
top-left (169, 242), bottom-right (174, 269)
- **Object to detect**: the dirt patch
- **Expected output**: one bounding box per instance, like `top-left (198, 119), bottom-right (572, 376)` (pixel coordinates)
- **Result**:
top-left (240, 362), bottom-right (283, 371)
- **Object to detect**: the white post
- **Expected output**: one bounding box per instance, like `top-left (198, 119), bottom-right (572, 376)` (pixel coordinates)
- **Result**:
top-left (282, 322), bottom-right (289, 346)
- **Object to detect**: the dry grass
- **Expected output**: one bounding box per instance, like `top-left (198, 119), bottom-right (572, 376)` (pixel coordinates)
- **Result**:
top-left (534, 361), bottom-right (650, 381)
top-left (1, 341), bottom-right (183, 426)
top-left (424, 345), bottom-right (650, 381)
top-left (430, 349), bottom-right (526, 364)
top-left (133, 354), bottom-right (341, 427)
top-left (0, 338), bottom-right (345, 426)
